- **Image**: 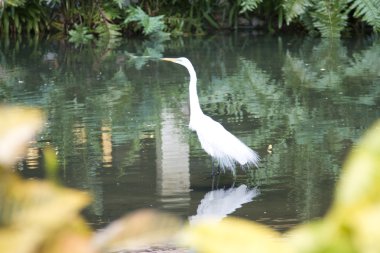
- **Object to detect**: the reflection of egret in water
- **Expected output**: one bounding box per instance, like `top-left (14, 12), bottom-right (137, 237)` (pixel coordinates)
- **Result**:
top-left (189, 184), bottom-right (259, 224)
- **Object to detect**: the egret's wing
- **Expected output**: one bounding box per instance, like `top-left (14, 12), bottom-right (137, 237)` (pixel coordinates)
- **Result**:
top-left (195, 115), bottom-right (259, 169)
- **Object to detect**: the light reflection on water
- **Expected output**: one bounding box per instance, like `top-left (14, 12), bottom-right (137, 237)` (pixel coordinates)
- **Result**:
top-left (156, 108), bottom-right (191, 210)
top-left (1, 35), bottom-right (379, 231)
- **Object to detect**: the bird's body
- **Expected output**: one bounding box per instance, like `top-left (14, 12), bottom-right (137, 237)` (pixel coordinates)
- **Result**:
top-left (192, 113), bottom-right (258, 170)
top-left (161, 57), bottom-right (259, 174)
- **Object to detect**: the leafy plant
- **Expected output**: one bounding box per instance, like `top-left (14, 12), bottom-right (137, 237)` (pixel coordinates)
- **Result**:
top-left (124, 6), bottom-right (169, 39)
top-left (68, 24), bottom-right (94, 45)
top-left (0, 0), bottom-right (49, 35)
top-left (310, 0), bottom-right (349, 38)
top-left (95, 3), bottom-right (122, 42)
top-left (240, 0), bottom-right (264, 13)
top-left (2, 0), bottom-right (380, 38)
top-left (348, 0), bottom-right (380, 32)
top-left (4, 0), bottom-right (26, 7)
top-left (283, 0), bottom-right (312, 25)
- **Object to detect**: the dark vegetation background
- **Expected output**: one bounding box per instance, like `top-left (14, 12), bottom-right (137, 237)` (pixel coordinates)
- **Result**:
top-left (1, 0), bottom-right (379, 43)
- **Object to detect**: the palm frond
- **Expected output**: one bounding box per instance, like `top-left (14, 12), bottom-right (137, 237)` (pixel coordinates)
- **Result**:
top-left (141, 15), bottom-right (166, 35)
top-left (282, 0), bottom-right (312, 24)
top-left (300, 12), bottom-right (318, 35)
top-left (112, 0), bottom-right (128, 9)
top-left (125, 6), bottom-right (168, 38)
top-left (5, 0), bottom-right (26, 7)
top-left (311, 0), bottom-right (349, 37)
top-left (239, 0), bottom-right (263, 13)
top-left (349, 0), bottom-right (380, 31)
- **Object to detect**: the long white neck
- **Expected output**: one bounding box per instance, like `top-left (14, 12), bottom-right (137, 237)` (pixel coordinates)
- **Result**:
top-left (187, 65), bottom-right (204, 119)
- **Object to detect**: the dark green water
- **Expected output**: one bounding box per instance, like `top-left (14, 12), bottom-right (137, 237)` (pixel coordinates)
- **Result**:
top-left (1, 34), bottom-right (379, 231)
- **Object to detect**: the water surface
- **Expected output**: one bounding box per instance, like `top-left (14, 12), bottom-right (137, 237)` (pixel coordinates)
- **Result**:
top-left (1, 35), bottom-right (379, 231)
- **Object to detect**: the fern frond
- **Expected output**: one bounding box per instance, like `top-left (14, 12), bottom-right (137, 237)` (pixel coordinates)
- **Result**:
top-left (349, 0), bottom-right (380, 31)
top-left (112, 0), bottom-right (127, 9)
top-left (300, 12), bottom-right (318, 35)
top-left (96, 22), bottom-right (121, 39)
top-left (125, 6), bottom-right (168, 38)
top-left (5, 0), bottom-right (26, 7)
top-left (240, 0), bottom-right (263, 13)
top-left (282, 0), bottom-right (312, 24)
top-left (311, 0), bottom-right (349, 37)
top-left (142, 15), bottom-right (166, 35)
top-left (102, 5), bottom-right (121, 20)
top-left (125, 6), bottom-right (146, 23)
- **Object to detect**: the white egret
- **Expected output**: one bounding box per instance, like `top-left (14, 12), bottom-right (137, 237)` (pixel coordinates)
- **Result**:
top-left (161, 57), bottom-right (259, 174)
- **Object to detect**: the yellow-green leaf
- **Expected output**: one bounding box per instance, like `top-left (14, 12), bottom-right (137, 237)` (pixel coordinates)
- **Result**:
top-left (349, 204), bottom-right (380, 253)
top-left (286, 220), bottom-right (355, 253)
top-left (331, 119), bottom-right (380, 212)
top-left (286, 120), bottom-right (380, 253)
top-left (40, 218), bottom-right (93, 253)
top-left (92, 209), bottom-right (183, 252)
top-left (180, 217), bottom-right (291, 253)
top-left (0, 173), bottom-right (91, 253)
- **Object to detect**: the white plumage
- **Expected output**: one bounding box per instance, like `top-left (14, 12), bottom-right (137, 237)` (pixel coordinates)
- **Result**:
top-left (189, 185), bottom-right (260, 224)
top-left (161, 57), bottom-right (259, 174)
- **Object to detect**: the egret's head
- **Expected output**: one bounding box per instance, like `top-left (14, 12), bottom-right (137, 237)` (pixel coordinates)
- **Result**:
top-left (161, 57), bottom-right (196, 78)
top-left (161, 57), bottom-right (192, 68)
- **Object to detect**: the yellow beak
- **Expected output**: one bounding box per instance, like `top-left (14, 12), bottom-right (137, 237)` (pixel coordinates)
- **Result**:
top-left (161, 58), bottom-right (177, 63)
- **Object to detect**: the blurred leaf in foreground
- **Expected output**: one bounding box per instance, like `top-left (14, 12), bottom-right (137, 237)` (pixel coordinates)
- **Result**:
top-left (91, 209), bottom-right (183, 252)
top-left (0, 173), bottom-right (92, 253)
top-left (329, 119), bottom-right (380, 253)
top-left (40, 218), bottom-right (94, 253)
top-left (181, 217), bottom-right (291, 253)
top-left (287, 119), bottom-right (380, 253)
top-left (0, 106), bottom-right (44, 169)
top-left (286, 219), bottom-right (355, 253)
top-left (332, 119), bottom-right (380, 210)
top-left (0, 105), bottom-right (93, 253)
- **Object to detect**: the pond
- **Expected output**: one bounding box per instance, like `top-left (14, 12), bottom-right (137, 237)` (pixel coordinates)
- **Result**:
top-left (1, 34), bottom-right (379, 231)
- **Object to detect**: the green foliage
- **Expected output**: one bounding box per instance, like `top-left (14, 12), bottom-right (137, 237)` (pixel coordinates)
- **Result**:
top-left (1, 0), bottom-right (380, 38)
top-left (239, 0), bottom-right (263, 13)
top-left (288, 0), bottom-right (380, 36)
top-left (310, 0), bottom-right (349, 38)
top-left (0, 0), bottom-right (48, 35)
top-left (349, 0), bottom-right (380, 32)
top-left (5, 0), bottom-right (26, 7)
top-left (95, 23), bottom-right (122, 45)
top-left (112, 0), bottom-right (127, 9)
top-left (165, 16), bottom-right (184, 36)
top-left (68, 24), bottom-right (94, 45)
top-left (281, 0), bottom-right (350, 37)
top-left (125, 6), bottom-right (169, 39)
top-left (282, 0), bottom-right (312, 24)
